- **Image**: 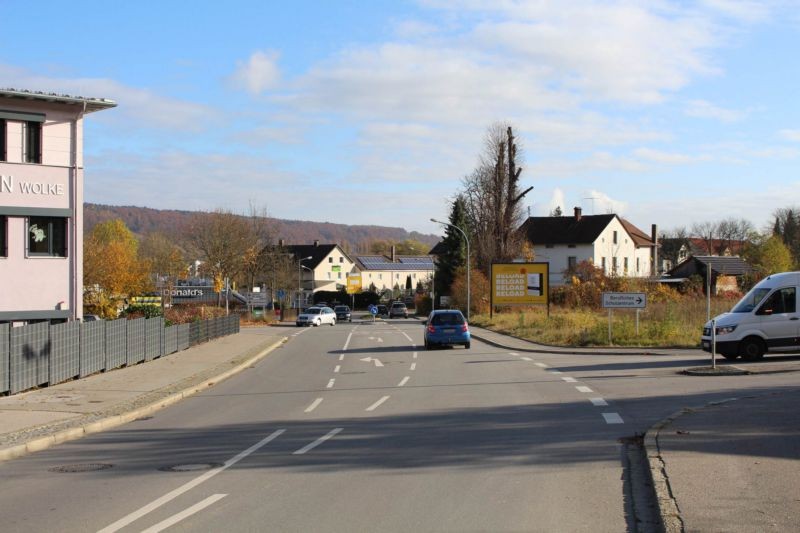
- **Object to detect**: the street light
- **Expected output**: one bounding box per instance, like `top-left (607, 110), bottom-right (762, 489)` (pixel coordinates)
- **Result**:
top-left (431, 218), bottom-right (470, 320)
top-left (298, 256), bottom-right (312, 309)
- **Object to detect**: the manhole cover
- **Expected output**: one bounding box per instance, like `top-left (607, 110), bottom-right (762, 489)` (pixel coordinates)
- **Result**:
top-left (159, 463), bottom-right (223, 472)
top-left (49, 463), bottom-right (114, 473)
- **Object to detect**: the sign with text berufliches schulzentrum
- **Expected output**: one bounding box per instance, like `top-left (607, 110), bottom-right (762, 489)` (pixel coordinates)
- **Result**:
top-left (491, 263), bottom-right (549, 316)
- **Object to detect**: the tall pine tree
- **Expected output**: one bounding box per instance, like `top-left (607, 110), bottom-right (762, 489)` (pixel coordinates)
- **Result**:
top-left (434, 196), bottom-right (469, 303)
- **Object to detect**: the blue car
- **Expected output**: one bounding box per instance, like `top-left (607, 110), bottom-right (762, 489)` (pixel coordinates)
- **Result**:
top-left (423, 309), bottom-right (471, 350)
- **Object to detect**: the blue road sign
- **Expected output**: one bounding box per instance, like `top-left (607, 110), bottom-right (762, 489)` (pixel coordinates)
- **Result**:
top-left (368, 304), bottom-right (378, 315)
top-left (276, 289), bottom-right (286, 299)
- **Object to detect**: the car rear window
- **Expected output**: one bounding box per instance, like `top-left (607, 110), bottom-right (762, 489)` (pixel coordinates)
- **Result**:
top-left (335, 306), bottom-right (348, 312)
top-left (306, 308), bottom-right (321, 314)
top-left (431, 313), bottom-right (464, 326)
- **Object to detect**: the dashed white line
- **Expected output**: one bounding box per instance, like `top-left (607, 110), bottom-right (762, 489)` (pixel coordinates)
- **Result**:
top-left (590, 398), bottom-right (609, 407)
top-left (509, 352), bottom-right (519, 356)
top-left (98, 429), bottom-right (285, 533)
top-left (326, 379), bottom-right (335, 389)
top-left (602, 413), bottom-right (624, 424)
top-left (561, 376), bottom-right (578, 383)
top-left (576, 386), bottom-right (593, 393)
top-left (140, 494), bottom-right (227, 533)
top-left (521, 356), bottom-right (533, 362)
top-left (398, 376), bottom-right (410, 387)
top-left (366, 395), bottom-right (390, 412)
top-left (305, 398), bottom-right (324, 413)
top-left (402, 331), bottom-right (414, 342)
top-left (343, 331), bottom-right (354, 351)
top-left (413, 352), bottom-right (418, 359)
top-left (339, 353), bottom-right (344, 361)
top-left (549, 370), bottom-right (563, 375)
top-left (334, 365), bottom-right (341, 373)
top-left (293, 428), bottom-right (344, 455)
top-left (410, 362), bottom-right (417, 371)
top-left (534, 362), bottom-right (548, 368)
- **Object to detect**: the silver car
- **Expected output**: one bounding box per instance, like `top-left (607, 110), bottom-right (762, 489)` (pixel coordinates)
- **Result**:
top-left (296, 306), bottom-right (337, 327)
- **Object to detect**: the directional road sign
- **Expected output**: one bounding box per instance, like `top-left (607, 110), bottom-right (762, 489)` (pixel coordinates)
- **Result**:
top-left (601, 292), bottom-right (647, 309)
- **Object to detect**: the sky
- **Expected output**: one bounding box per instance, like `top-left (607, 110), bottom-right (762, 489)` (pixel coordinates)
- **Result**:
top-left (2, 0), bottom-right (800, 237)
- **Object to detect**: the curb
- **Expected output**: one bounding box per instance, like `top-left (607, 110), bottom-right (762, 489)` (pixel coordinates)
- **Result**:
top-left (0, 337), bottom-right (287, 463)
top-left (469, 330), bottom-right (674, 356)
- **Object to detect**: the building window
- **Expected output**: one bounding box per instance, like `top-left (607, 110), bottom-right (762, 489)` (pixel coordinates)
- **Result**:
top-left (337, 272), bottom-right (342, 279)
top-left (0, 216), bottom-right (6, 257)
top-left (28, 217), bottom-right (67, 257)
top-left (613, 231), bottom-right (618, 245)
top-left (339, 257), bottom-right (343, 263)
top-left (601, 257), bottom-right (606, 272)
top-left (0, 119), bottom-right (6, 161)
top-left (24, 121), bottom-right (42, 164)
top-left (612, 257), bottom-right (618, 274)
top-left (636, 257), bottom-right (640, 273)
top-left (327, 272), bottom-right (331, 279)
top-left (624, 257), bottom-right (629, 274)
top-left (328, 257), bottom-right (333, 263)
top-left (379, 274), bottom-right (382, 280)
top-left (567, 256), bottom-right (577, 270)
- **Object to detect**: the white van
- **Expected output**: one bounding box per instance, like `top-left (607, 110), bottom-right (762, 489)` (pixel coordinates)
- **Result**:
top-left (701, 271), bottom-right (800, 360)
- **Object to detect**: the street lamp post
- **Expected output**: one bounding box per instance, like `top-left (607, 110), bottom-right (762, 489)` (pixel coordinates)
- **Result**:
top-left (297, 256), bottom-right (312, 309)
top-left (431, 218), bottom-right (470, 320)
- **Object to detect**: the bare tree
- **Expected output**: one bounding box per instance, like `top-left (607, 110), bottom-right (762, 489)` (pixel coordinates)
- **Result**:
top-left (716, 217), bottom-right (755, 255)
top-left (691, 221), bottom-right (719, 255)
top-left (659, 226), bottom-right (690, 268)
top-left (461, 123), bottom-right (533, 273)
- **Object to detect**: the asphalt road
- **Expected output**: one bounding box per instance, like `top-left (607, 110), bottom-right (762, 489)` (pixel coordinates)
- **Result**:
top-left (1, 319), bottom-right (799, 532)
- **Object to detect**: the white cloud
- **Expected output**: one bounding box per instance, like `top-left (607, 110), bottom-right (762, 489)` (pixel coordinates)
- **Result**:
top-left (548, 188), bottom-right (565, 214)
top-left (583, 189), bottom-right (628, 215)
top-left (685, 99), bottom-right (746, 122)
top-left (779, 129), bottom-right (800, 142)
top-left (633, 147), bottom-right (709, 164)
top-left (699, 0), bottom-right (773, 22)
top-left (229, 50), bottom-right (281, 95)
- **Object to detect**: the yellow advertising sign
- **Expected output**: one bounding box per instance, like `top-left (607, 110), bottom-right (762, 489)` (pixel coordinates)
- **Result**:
top-left (346, 274), bottom-right (362, 294)
top-left (491, 262), bottom-right (549, 305)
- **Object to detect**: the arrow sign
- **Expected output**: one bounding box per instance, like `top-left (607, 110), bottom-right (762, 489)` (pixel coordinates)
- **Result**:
top-left (602, 292), bottom-right (647, 309)
top-left (360, 357), bottom-right (384, 367)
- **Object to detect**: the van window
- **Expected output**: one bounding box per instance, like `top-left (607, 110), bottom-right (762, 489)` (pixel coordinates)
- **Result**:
top-left (757, 287), bottom-right (796, 315)
top-left (732, 287), bottom-right (771, 313)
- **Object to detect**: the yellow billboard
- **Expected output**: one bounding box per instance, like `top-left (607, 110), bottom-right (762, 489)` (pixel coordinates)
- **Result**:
top-left (346, 274), bottom-right (362, 294)
top-left (491, 262), bottom-right (549, 305)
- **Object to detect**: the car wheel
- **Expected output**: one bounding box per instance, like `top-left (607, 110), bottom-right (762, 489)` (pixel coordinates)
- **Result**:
top-left (739, 337), bottom-right (765, 360)
top-left (330, 318), bottom-right (336, 326)
top-left (315, 318), bottom-right (321, 327)
top-left (465, 342), bottom-right (471, 349)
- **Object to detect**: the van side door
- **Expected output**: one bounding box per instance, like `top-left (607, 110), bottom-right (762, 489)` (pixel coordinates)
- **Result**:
top-left (755, 287), bottom-right (799, 351)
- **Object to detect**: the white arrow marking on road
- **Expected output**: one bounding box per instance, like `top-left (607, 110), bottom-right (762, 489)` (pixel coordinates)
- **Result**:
top-left (360, 357), bottom-right (384, 367)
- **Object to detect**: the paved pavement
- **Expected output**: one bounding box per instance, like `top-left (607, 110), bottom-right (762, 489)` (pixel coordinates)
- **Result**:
top-left (2, 320), bottom-right (797, 532)
top-left (0, 326), bottom-right (286, 462)
top-left (470, 326), bottom-right (800, 533)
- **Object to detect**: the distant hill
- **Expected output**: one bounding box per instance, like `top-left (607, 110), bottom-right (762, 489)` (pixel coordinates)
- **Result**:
top-left (84, 203), bottom-right (440, 252)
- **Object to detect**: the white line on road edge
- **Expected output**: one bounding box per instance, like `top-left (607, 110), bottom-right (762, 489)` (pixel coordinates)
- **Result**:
top-left (293, 428), bottom-right (344, 455)
top-left (366, 395), bottom-right (390, 412)
top-left (305, 398), bottom-right (324, 413)
top-left (140, 494), bottom-right (227, 533)
top-left (410, 363), bottom-right (416, 371)
top-left (398, 376), bottom-right (410, 387)
top-left (98, 429), bottom-right (285, 533)
top-left (602, 413), bottom-right (624, 424)
top-left (521, 356), bottom-right (533, 362)
top-left (334, 365), bottom-right (341, 373)
top-left (326, 379), bottom-right (335, 389)
top-left (590, 398), bottom-right (609, 407)
top-left (561, 376), bottom-right (578, 383)
top-left (576, 386), bottom-right (594, 393)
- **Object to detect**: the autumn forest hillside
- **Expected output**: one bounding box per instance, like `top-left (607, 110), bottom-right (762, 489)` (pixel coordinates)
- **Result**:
top-left (84, 203), bottom-right (440, 253)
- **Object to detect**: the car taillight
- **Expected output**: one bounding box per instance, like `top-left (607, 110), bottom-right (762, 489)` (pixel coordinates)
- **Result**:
top-left (461, 323), bottom-right (469, 333)
top-left (427, 324), bottom-right (436, 333)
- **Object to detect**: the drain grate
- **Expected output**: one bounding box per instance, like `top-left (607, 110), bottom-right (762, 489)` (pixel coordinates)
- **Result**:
top-left (159, 463), bottom-right (223, 472)
top-left (49, 463), bottom-right (114, 473)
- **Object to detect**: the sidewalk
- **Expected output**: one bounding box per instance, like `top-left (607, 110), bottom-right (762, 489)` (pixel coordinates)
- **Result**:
top-left (0, 327), bottom-right (286, 462)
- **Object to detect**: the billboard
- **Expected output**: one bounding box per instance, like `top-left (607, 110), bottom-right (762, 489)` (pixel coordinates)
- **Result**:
top-left (346, 274), bottom-right (362, 294)
top-left (491, 262), bottom-right (549, 305)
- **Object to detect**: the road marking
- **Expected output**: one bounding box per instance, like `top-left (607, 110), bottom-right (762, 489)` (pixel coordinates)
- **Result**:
top-left (534, 362), bottom-right (548, 368)
top-left (509, 352), bottom-right (519, 356)
top-left (366, 395), bottom-right (390, 412)
top-left (305, 398), bottom-right (324, 413)
top-left (293, 428), bottom-right (344, 455)
top-left (402, 331), bottom-right (414, 342)
top-left (410, 362), bottom-right (416, 371)
top-left (334, 365), bottom-right (341, 373)
top-left (590, 398), bottom-right (608, 407)
top-left (343, 331), bottom-right (354, 351)
top-left (140, 494), bottom-right (227, 533)
top-left (398, 376), bottom-right (410, 387)
top-left (326, 379), bottom-right (335, 389)
top-left (521, 356), bottom-right (533, 362)
top-left (360, 356), bottom-right (384, 367)
top-left (413, 352), bottom-right (418, 359)
top-left (602, 413), bottom-right (624, 424)
top-left (98, 429), bottom-right (285, 533)
top-left (561, 376), bottom-right (578, 383)
top-left (339, 353), bottom-right (345, 361)
top-left (576, 386), bottom-right (593, 393)
top-left (549, 370), bottom-right (562, 375)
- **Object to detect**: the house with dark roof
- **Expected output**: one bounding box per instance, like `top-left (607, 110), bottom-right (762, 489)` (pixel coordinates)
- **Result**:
top-left (284, 241), bottom-right (357, 306)
top-left (665, 255), bottom-right (753, 294)
top-left (354, 252), bottom-right (434, 294)
top-left (517, 207), bottom-right (657, 286)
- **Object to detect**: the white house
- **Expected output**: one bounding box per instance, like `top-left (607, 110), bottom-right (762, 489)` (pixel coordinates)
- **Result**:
top-left (286, 241), bottom-right (357, 305)
top-left (354, 253), bottom-right (434, 294)
top-left (518, 207), bottom-right (657, 286)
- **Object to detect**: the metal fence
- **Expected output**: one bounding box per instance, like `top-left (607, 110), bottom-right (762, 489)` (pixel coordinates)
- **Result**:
top-left (0, 314), bottom-right (239, 396)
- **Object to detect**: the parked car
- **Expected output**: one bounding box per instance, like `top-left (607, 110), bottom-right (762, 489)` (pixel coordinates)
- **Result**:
top-left (389, 301), bottom-right (409, 318)
top-left (296, 306), bottom-right (337, 327)
top-left (423, 309), bottom-right (470, 349)
top-left (701, 271), bottom-right (800, 360)
top-left (334, 305), bottom-right (352, 322)
top-left (376, 304), bottom-right (389, 317)
top-left (82, 314), bottom-right (101, 322)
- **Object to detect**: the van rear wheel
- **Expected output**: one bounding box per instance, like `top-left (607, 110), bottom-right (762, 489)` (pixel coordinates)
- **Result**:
top-left (739, 337), bottom-right (765, 360)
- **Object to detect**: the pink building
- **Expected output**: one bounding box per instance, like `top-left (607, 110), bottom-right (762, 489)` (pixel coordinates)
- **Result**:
top-left (0, 88), bottom-right (116, 324)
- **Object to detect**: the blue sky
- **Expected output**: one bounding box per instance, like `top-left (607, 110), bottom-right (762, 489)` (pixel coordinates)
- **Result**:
top-left (3, 0), bottom-right (799, 236)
